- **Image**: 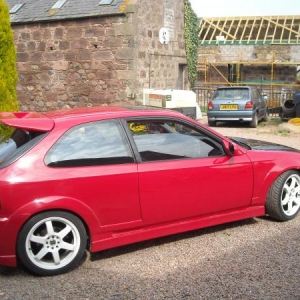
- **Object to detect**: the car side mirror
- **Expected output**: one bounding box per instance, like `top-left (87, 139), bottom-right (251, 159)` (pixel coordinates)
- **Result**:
top-left (222, 140), bottom-right (234, 156)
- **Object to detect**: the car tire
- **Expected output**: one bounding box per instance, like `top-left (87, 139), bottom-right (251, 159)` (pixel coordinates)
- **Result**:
top-left (266, 170), bottom-right (300, 221)
top-left (249, 113), bottom-right (258, 128)
top-left (17, 211), bottom-right (87, 276)
top-left (208, 120), bottom-right (216, 127)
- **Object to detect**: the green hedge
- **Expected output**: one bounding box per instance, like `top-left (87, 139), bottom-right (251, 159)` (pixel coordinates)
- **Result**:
top-left (0, 0), bottom-right (19, 138)
top-left (184, 0), bottom-right (199, 89)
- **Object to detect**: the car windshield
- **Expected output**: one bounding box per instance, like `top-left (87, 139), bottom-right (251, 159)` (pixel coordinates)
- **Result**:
top-left (212, 88), bottom-right (249, 100)
top-left (0, 127), bottom-right (46, 168)
top-left (229, 137), bottom-right (252, 150)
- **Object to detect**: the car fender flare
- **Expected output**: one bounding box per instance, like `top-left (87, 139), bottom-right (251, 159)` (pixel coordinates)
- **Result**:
top-left (252, 162), bottom-right (300, 205)
top-left (4, 196), bottom-right (102, 250)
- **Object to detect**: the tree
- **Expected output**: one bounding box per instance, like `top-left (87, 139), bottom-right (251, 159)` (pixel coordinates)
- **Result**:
top-left (184, 0), bottom-right (199, 89)
top-left (0, 0), bottom-right (19, 112)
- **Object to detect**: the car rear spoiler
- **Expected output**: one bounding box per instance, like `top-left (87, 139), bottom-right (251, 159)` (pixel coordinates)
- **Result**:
top-left (0, 112), bottom-right (54, 132)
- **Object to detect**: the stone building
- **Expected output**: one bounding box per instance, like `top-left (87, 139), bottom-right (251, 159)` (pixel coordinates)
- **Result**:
top-left (6, 0), bottom-right (187, 111)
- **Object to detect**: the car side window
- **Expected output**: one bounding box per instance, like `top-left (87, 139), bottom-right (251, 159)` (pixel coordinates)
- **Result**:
top-left (45, 120), bottom-right (134, 167)
top-left (253, 89), bottom-right (261, 101)
top-left (252, 89), bottom-right (257, 100)
top-left (127, 120), bottom-right (224, 162)
top-left (0, 129), bottom-right (46, 169)
top-left (256, 89), bottom-right (264, 100)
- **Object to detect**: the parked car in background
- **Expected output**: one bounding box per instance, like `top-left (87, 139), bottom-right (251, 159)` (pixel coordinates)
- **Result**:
top-left (0, 106), bottom-right (299, 276)
top-left (207, 86), bottom-right (268, 127)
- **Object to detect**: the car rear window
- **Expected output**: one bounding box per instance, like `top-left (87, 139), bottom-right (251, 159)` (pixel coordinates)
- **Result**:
top-left (212, 88), bottom-right (249, 100)
top-left (0, 127), bottom-right (46, 168)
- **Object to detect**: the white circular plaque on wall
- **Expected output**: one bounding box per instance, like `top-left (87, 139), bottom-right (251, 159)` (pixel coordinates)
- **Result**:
top-left (159, 27), bottom-right (170, 44)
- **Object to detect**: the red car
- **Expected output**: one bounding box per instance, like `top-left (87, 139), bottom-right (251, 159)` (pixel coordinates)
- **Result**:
top-left (0, 106), bottom-right (299, 276)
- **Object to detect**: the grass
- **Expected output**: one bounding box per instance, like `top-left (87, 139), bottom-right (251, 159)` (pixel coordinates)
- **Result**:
top-left (278, 129), bottom-right (290, 136)
top-left (258, 117), bottom-right (283, 128)
top-left (200, 106), bottom-right (207, 113)
top-left (267, 117), bottom-right (283, 126)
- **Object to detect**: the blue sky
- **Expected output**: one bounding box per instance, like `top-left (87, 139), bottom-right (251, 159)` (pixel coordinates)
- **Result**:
top-left (189, 0), bottom-right (300, 17)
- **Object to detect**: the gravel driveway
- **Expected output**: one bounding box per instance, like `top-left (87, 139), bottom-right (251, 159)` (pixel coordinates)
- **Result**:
top-left (1, 117), bottom-right (300, 300)
top-left (199, 116), bottom-right (300, 150)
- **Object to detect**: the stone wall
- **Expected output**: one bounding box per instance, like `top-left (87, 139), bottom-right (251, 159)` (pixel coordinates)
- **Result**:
top-left (132, 0), bottom-right (187, 93)
top-left (13, 16), bottom-right (138, 111)
top-left (12, 0), bottom-right (187, 111)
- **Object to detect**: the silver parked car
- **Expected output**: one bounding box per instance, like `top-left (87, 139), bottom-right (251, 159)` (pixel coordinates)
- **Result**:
top-left (207, 86), bottom-right (268, 128)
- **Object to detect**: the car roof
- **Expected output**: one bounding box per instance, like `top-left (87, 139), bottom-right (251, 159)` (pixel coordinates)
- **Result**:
top-left (44, 106), bottom-right (182, 120)
top-left (44, 106), bottom-right (129, 120)
top-left (0, 106), bottom-right (185, 131)
top-left (216, 86), bottom-right (251, 90)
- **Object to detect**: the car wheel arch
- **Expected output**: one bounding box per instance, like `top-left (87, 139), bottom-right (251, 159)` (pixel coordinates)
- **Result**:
top-left (266, 169), bottom-right (300, 220)
top-left (253, 167), bottom-right (300, 206)
top-left (5, 197), bottom-right (101, 251)
top-left (16, 210), bottom-right (88, 275)
top-left (17, 208), bottom-right (91, 245)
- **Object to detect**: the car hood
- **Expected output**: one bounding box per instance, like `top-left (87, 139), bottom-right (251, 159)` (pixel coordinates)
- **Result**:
top-left (229, 137), bottom-right (300, 152)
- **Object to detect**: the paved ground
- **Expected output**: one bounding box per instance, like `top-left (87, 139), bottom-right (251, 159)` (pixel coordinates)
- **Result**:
top-left (1, 117), bottom-right (300, 300)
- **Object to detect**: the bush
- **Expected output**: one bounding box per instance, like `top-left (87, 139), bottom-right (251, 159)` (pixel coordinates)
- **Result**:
top-left (184, 0), bottom-right (199, 89)
top-left (0, 0), bottom-right (19, 138)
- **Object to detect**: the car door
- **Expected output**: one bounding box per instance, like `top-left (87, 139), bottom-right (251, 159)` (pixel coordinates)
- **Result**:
top-left (126, 118), bottom-right (254, 225)
top-left (44, 119), bottom-right (142, 227)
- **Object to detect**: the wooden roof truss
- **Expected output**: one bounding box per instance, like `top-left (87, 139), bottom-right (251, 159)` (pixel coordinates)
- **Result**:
top-left (199, 16), bottom-right (300, 45)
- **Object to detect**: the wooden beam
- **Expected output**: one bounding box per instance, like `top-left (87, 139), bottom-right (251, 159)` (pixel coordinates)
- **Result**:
top-left (262, 16), bottom-right (300, 35)
top-left (199, 16), bottom-right (300, 44)
top-left (209, 18), bottom-right (221, 44)
top-left (288, 17), bottom-right (294, 43)
top-left (247, 17), bottom-right (256, 44)
top-left (280, 17), bottom-right (287, 43)
top-left (201, 20), bottom-right (213, 44)
top-left (240, 19), bottom-right (249, 43)
top-left (232, 18), bottom-right (242, 44)
top-left (263, 17), bottom-right (271, 43)
top-left (220, 18), bottom-right (228, 43)
top-left (203, 19), bottom-right (236, 40)
top-left (255, 18), bottom-right (264, 44)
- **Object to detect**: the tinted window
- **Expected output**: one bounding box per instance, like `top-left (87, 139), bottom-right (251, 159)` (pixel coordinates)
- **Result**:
top-left (45, 119), bottom-right (134, 167)
top-left (127, 120), bottom-right (224, 162)
top-left (0, 128), bottom-right (46, 168)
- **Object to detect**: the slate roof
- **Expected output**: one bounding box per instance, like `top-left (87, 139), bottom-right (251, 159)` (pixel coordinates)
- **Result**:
top-left (5, 0), bottom-right (126, 24)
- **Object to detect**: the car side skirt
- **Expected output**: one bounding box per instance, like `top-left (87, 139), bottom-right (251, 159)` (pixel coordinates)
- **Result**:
top-left (91, 205), bottom-right (265, 252)
top-left (0, 255), bottom-right (17, 267)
